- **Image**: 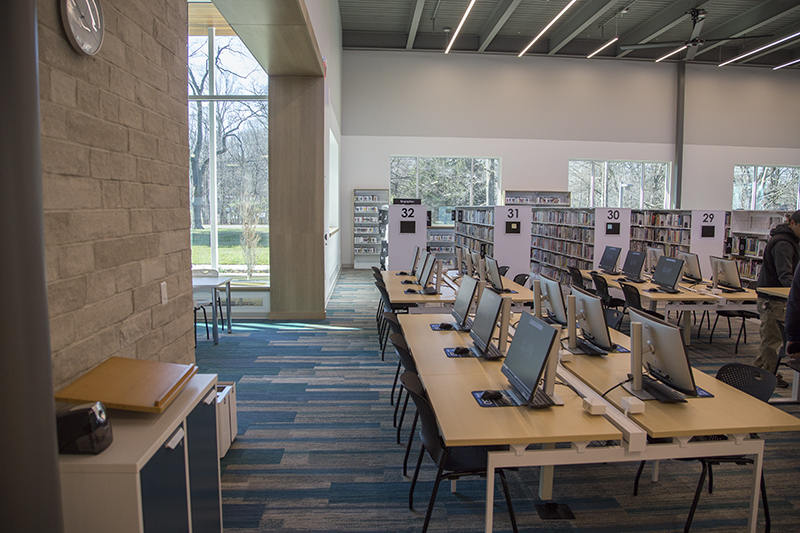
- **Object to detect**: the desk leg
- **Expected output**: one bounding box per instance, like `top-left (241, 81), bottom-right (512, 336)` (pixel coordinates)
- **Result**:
top-left (539, 443), bottom-right (555, 500)
top-left (211, 287), bottom-right (219, 345)
top-left (747, 444), bottom-right (764, 533)
top-left (485, 455), bottom-right (496, 533)
top-left (682, 308), bottom-right (692, 346)
top-left (769, 369), bottom-right (800, 404)
top-left (225, 281), bottom-right (232, 334)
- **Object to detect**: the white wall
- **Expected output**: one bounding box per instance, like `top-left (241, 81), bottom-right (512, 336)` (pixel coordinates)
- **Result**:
top-left (340, 50), bottom-right (800, 266)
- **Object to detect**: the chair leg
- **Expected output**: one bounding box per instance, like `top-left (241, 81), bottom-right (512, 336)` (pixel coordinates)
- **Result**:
top-left (396, 393), bottom-right (409, 445)
top-left (726, 317), bottom-right (732, 337)
top-left (391, 360), bottom-right (401, 406)
top-left (707, 463), bottom-right (714, 494)
top-left (684, 460), bottom-right (709, 533)
top-left (633, 460), bottom-right (646, 496)
top-left (498, 469), bottom-right (519, 533)
top-left (761, 472), bottom-right (770, 533)
top-left (735, 318), bottom-right (747, 354)
top-left (403, 411), bottom-right (419, 477)
top-left (202, 306), bottom-right (209, 339)
top-left (421, 454), bottom-right (448, 533)
top-left (410, 446), bottom-right (425, 510)
top-left (393, 386), bottom-right (404, 428)
top-left (709, 314), bottom-right (720, 343)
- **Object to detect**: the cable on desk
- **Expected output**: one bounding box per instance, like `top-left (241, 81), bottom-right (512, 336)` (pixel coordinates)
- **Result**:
top-left (553, 379), bottom-right (582, 398)
top-left (601, 376), bottom-right (632, 398)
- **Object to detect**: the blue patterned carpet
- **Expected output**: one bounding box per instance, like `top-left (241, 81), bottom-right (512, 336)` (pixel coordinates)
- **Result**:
top-left (196, 269), bottom-right (800, 532)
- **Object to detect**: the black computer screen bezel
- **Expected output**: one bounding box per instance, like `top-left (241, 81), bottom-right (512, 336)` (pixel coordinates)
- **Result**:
top-left (501, 312), bottom-right (558, 404)
top-left (451, 275), bottom-right (479, 328)
top-left (571, 285), bottom-right (613, 351)
top-left (485, 256), bottom-right (504, 291)
top-left (652, 256), bottom-right (684, 291)
top-left (598, 246), bottom-right (621, 272)
top-left (468, 288), bottom-right (503, 354)
top-left (621, 250), bottom-right (646, 280)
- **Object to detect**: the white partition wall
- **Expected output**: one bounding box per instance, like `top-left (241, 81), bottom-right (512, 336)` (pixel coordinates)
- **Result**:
top-left (493, 205), bottom-right (533, 280)
top-left (690, 210), bottom-right (727, 278)
top-left (388, 203), bottom-right (427, 270)
top-left (593, 208), bottom-right (632, 270)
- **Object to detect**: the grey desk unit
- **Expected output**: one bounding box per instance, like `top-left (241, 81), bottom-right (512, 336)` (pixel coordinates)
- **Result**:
top-left (193, 276), bottom-right (233, 344)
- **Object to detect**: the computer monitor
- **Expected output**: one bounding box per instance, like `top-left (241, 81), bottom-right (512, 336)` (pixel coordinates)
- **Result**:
top-left (471, 250), bottom-right (485, 280)
top-left (598, 246), bottom-right (621, 274)
top-left (677, 251), bottom-right (702, 282)
top-left (620, 250), bottom-right (646, 281)
top-left (709, 256), bottom-right (743, 291)
top-left (629, 308), bottom-right (698, 396)
top-left (455, 246), bottom-right (463, 275)
top-left (464, 247), bottom-right (474, 277)
top-left (501, 312), bottom-right (558, 405)
top-left (652, 256), bottom-right (684, 292)
top-left (418, 257), bottom-right (437, 289)
top-left (539, 275), bottom-right (567, 326)
top-left (451, 275), bottom-right (479, 329)
top-left (485, 256), bottom-right (506, 292)
top-left (408, 246), bottom-right (420, 275)
top-left (646, 247), bottom-right (663, 274)
top-left (571, 286), bottom-right (614, 351)
top-left (414, 251), bottom-right (430, 284)
top-left (468, 288), bottom-right (503, 355)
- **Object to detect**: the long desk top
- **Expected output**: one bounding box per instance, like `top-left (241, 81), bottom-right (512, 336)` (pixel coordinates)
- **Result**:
top-left (385, 271), bottom-right (534, 305)
top-left (580, 270), bottom-right (758, 304)
top-left (757, 286), bottom-right (791, 299)
top-left (399, 313), bottom-right (623, 447)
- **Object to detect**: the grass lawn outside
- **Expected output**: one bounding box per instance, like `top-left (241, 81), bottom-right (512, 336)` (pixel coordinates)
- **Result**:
top-left (192, 226), bottom-right (270, 270)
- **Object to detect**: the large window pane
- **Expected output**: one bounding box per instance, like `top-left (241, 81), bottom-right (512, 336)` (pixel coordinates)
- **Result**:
top-left (643, 163), bottom-right (667, 209)
top-left (213, 36), bottom-right (269, 96)
top-left (733, 165), bottom-right (754, 210)
top-left (734, 164), bottom-right (800, 211)
top-left (568, 160), bottom-right (592, 207)
top-left (569, 159), bottom-right (670, 209)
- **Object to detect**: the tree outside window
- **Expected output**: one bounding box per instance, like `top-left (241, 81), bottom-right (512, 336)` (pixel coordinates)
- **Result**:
top-left (568, 159), bottom-right (669, 209)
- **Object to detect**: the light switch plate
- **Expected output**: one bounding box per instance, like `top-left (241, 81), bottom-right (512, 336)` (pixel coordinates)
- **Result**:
top-left (160, 281), bottom-right (168, 305)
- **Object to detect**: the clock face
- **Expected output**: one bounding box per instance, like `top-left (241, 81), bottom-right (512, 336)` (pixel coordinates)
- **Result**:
top-left (61, 0), bottom-right (104, 55)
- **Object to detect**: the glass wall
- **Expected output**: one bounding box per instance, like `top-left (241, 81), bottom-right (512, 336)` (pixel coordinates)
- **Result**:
top-left (390, 157), bottom-right (500, 225)
top-left (568, 160), bottom-right (670, 209)
top-left (189, 31), bottom-right (269, 281)
top-left (733, 164), bottom-right (800, 211)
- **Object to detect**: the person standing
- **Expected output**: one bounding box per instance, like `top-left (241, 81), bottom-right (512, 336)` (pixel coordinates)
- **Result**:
top-left (785, 262), bottom-right (800, 359)
top-left (755, 211), bottom-right (800, 387)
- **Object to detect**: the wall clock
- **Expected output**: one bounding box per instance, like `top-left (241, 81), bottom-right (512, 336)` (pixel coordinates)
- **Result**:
top-left (61, 0), bottom-right (104, 56)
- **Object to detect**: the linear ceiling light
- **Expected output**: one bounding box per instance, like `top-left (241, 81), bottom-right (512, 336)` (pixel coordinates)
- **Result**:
top-left (774, 57), bottom-right (800, 70)
top-left (445, 0), bottom-right (478, 54)
top-left (655, 45), bottom-right (687, 63)
top-left (718, 30), bottom-right (800, 67)
top-left (518, 0), bottom-right (578, 57)
top-left (587, 37), bottom-right (619, 59)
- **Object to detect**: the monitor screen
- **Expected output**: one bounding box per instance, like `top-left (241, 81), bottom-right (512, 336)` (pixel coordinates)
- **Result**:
top-left (652, 256), bottom-right (684, 291)
top-left (539, 275), bottom-right (567, 326)
top-left (415, 251), bottom-right (430, 283)
top-left (501, 312), bottom-right (558, 404)
top-left (419, 257), bottom-right (437, 289)
top-left (485, 256), bottom-right (504, 291)
top-left (709, 256), bottom-right (742, 290)
top-left (621, 251), bottom-right (646, 280)
top-left (400, 220), bottom-right (416, 234)
top-left (646, 247), bottom-right (663, 274)
top-left (571, 286), bottom-right (613, 351)
top-left (451, 275), bottom-right (479, 328)
top-left (408, 245), bottom-right (420, 274)
top-left (598, 246), bottom-right (621, 273)
top-left (469, 288), bottom-right (503, 354)
top-left (677, 251), bottom-right (702, 282)
top-left (629, 308), bottom-right (698, 396)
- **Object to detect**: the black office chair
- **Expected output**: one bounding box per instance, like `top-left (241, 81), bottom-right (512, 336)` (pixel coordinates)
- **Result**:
top-left (633, 363), bottom-right (776, 532)
top-left (401, 372), bottom-right (519, 533)
top-left (383, 315), bottom-right (404, 403)
top-left (389, 334), bottom-right (419, 475)
top-left (512, 273), bottom-right (530, 288)
top-left (619, 282), bottom-right (664, 320)
top-left (590, 273), bottom-right (625, 310)
top-left (568, 266), bottom-right (594, 294)
top-left (498, 265), bottom-right (510, 277)
top-left (708, 305), bottom-right (759, 354)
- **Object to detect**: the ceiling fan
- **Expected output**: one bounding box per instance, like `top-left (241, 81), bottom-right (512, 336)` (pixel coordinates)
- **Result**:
top-left (619, 9), bottom-right (770, 61)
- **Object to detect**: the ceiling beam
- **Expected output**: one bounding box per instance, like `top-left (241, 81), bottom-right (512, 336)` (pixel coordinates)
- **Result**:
top-left (616, 0), bottom-right (713, 58)
top-left (694, 0), bottom-right (800, 58)
top-left (477, 0), bottom-right (522, 52)
top-left (736, 20), bottom-right (800, 65)
top-left (406, 0), bottom-right (426, 50)
top-left (548, 0), bottom-right (617, 55)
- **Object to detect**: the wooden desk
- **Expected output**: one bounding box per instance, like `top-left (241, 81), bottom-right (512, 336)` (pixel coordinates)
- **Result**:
top-left (192, 276), bottom-right (232, 344)
top-left (383, 271), bottom-right (458, 306)
top-left (758, 286), bottom-right (790, 299)
top-left (447, 271), bottom-right (535, 304)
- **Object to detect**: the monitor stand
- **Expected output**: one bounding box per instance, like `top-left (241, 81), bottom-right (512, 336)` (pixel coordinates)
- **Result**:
top-left (622, 322), bottom-right (655, 401)
top-left (496, 293), bottom-right (512, 355)
top-left (542, 325), bottom-right (564, 406)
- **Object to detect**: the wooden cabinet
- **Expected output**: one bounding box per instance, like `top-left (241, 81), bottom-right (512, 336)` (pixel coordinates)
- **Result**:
top-left (59, 374), bottom-right (221, 533)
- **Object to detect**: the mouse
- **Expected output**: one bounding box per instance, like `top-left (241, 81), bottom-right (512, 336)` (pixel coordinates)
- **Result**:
top-left (481, 390), bottom-right (503, 401)
top-left (647, 288), bottom-right (659, 292)
top-left (438, 323), bottom-right (454, 330)
top-left (590, 270), bottom-right (598, 274)
top-left (453, 346), bottom-right (470, 355)
top-left (401, 280), bottom-right (415, 285)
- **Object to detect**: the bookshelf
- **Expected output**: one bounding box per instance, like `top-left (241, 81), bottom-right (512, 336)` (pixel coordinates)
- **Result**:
top-left (353, 189), bottom-right (388, 269)
top-left (629, 210), bottom-right (692, 258)
top-left (427, 225), bottom-right (455, 270)
top-left (504, 190), bottom-right (571, 206)
top-left (728, 210), bottom-right (790, 283)
top-left (530, 208), bottom-right (595, 284)
top-left (455, 206), bottom-right (532, 278)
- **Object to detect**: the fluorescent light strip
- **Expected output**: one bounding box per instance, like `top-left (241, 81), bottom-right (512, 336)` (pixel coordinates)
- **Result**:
top-left (445, 0), bottom-right (478, 54)
top-left (719, 30), bottom-right (800, 67)
top-left (587, 37), bottom-right (619, 59)
top-left (655, 45), bottom-right (687, 63)
top-left (774, 57), bottom-right (800, 70)
top-left (518, 0), bottom-right (578, 57)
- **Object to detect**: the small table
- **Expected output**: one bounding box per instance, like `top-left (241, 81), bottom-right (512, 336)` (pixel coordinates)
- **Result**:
top-left (192, 276), bottom-right (232, 344)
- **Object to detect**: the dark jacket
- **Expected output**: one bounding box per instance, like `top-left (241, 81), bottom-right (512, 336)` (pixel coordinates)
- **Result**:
top-left (786, 262), bottom-right (800, 347)
top-left (757, 224), bottom-right (800, 295)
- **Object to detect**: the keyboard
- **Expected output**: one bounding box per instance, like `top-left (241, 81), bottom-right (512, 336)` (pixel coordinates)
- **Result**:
top-left (641, 375), bottom-right (687, 403)
top-left (575, 336), bottom-right (608, 356)
top-left (528, 387), bottom-right (556, 409)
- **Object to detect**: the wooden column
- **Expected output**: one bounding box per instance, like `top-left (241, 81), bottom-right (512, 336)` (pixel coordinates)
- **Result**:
top-left (268, 76), bottom-right (325, 319)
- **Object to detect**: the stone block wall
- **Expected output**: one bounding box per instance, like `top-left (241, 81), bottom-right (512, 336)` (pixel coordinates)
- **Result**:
top-left (37, 0), bottom-right (192, 388)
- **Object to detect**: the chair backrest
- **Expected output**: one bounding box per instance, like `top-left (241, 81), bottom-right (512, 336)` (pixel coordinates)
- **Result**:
top-left (715, 363), bottom-right (777, 403)
top-left (400, 372), bottom-right (445, 464)
top-left (568, 267), bottom-right (586, 289)
top-left (375, 283), bottom-right (393, 312)
top-left (390, 334), bottom-right (417, 373)
top-left (590, 273), bottom-right (612, 306)
top-left (498, 265), bottom-right (510, 277)
top-left (383, 312), bottom-right (403, 336)
top-left (619, 282), bottom-right (644, 311)
top-left (513, 273), bottom-right (530, 288)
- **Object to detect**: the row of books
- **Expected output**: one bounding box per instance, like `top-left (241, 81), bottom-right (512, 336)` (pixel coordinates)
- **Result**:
top-left (531, 236), bottom-right (594, 261)
top-left (354, 205), bottom-right (379, 213)
top-left (730, 235), bottom-right (767, 258)
top-left (629, 240), bottom-right (688, 257)
top-left (458, 208), bottom-right (494, 225)
top-left (428, 234), bottom-right (454, 242)
top-left (532, 209), bottom-right (594, 227)
top-left (734, 258), bottom-right (761, 281)
top-left (630, 212), bottom-right (691, 228)
top-left (428, 246), bottom-right (454, 253)
top-left (354, 216), bottom-right (379, 224)
top-left (530, 263), bottom-right (571, 284)
top-left (354, 194), bottom-right (381, 203)
top-left (532, 223), bottom-right (594, 243)
top-left (455, 235), bottom-right (493, 257)
top-left (630, 227), bottom-right (691, 244)
top-left (455, 222), bottom-right (494, 242)
top-left (354, 236), bottom-right (379, 244)
top-left (354, 226), bottom-right (378, 234)
top-left (354, 247), bottom-right (380, 255)
top-left (531, 248), bottom-right (592, 271)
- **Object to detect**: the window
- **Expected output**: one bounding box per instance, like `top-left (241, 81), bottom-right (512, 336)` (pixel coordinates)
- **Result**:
top-left (390, 157), bottom-right (500, 225)
top-left (568, 160), bottom-right (670, 209)
top-left (733, 165), bottom-right (800, 210)
top-left (189, 31), bottom-right (269, 281)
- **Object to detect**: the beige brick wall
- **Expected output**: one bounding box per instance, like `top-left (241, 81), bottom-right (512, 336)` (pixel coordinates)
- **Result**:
top-left (38, 0), bottom-right (193, 389)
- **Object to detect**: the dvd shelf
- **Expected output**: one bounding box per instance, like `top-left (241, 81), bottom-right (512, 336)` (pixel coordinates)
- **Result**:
top-left (504, 190), bottom-right (571, 206)
top-left (727, 210), bottom-right (790, 282)
top-left (353, 189), bottom-right (388, 269)
top-left (427, 225), bottom-right (455, 269)
top-left (530, 208), bottom-right (595, 284)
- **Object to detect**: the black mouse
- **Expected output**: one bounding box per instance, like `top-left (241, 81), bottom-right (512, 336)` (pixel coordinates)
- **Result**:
top-left (438, 323), bottom-right (454, 330)
top-left (401, 280), bottom-right (414, 284)
top-left (647, 288), bottom-right (658, 292)
top-left (453, 346), bottom-right (470, 355)
top-left (481, 390), bottom-right (503, 401)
